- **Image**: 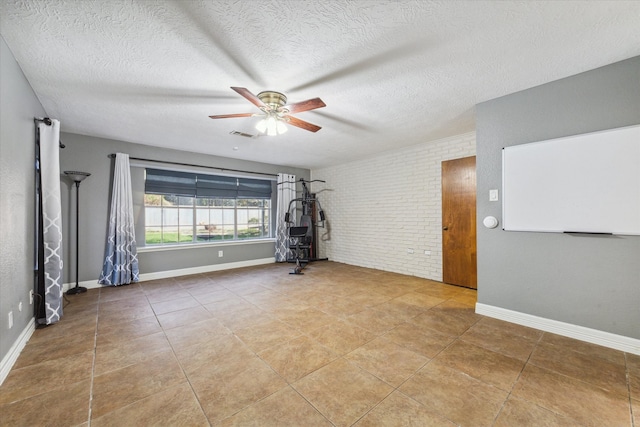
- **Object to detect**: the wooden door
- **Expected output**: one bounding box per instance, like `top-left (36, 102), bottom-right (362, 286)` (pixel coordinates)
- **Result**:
top-left (442, 156), bottom-right (477, 289)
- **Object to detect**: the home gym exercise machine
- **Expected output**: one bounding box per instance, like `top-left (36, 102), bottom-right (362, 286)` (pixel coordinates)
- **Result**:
top-left (282, 178), bottom-right (327, 274)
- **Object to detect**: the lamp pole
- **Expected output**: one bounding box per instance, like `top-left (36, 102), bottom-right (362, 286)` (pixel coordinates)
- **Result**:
top-left (64, 171), bottom-right (90, 295)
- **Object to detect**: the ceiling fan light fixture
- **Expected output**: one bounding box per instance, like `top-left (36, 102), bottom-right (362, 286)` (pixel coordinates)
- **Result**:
top-left (255, 118), bottom-right (268, 133)
top-left (266, 116), bottom-right (278, 136)
top-left (276, 120), bottom-right (288, 135)
top-left (256, 114), bottom-right (288, 136)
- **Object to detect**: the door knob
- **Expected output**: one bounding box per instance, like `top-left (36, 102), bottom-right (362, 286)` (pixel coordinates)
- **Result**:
top-left (443, 226), bottom-right (448, 230)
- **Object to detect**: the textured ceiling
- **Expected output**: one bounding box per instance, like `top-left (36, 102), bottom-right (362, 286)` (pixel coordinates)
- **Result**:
top-left (1, 1), bottom-right (640, 169)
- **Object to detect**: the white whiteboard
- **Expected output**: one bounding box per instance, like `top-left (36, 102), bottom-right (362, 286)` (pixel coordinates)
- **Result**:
top-left (502, 124), bottom-right (640, 235)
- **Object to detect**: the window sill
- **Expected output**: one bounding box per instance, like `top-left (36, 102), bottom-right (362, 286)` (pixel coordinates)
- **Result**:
top-left (137, 238), bottom-right (275, 253)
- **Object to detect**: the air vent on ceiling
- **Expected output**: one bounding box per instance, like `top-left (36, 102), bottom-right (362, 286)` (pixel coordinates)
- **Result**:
top-left (230, 130), bottom-right (256, 138)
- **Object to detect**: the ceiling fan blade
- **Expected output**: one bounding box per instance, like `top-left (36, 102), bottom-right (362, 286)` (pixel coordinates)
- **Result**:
top-left (285, 115), bottom-right (322, 133)
top-left (283, 97), bottom-right (326, 114)
top-left (209, 113), bottom-right (256, 119)
top-left (231, 87), bottom-right (266, 109)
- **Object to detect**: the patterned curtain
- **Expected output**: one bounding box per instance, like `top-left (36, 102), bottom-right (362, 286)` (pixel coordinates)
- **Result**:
top-left (37, 120), bottom-right (64, 324)
top-left (99, 153), bottom-right (139, 285)
top-left (275, 173), bottom-right (296, 262)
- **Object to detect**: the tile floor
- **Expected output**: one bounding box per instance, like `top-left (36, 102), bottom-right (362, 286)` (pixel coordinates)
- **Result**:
top-left (0, 262), bottom-right (638, 426)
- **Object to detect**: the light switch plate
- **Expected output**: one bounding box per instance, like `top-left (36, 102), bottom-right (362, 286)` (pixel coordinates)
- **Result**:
top-left (489, 189), bottom-right (499, 201)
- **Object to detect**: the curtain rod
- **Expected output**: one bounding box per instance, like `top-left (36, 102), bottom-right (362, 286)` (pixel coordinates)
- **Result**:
top-left (34, 117), bottom-right (65, 148)
top-left (107, 154), bottom-right (278, 178)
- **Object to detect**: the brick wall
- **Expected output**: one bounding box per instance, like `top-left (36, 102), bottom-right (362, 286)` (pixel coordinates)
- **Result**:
top-left (311, 132), bottom-right (476, 281)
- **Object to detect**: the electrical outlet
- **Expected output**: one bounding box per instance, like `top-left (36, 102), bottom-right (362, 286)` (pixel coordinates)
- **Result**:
top-left (407, 248), bottom-right (414, 254)
top-left (29, 290), bottom-right (34, 305)
top-left (424, 250), bottom-right (431, 255)
top-left (8, 311), bottom-right (13, 329)
top-left (218, 250), bottom-right (223, 258)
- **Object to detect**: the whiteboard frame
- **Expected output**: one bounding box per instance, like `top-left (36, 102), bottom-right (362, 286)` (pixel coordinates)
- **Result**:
top-left (502, 124), bottom-right (640, 235)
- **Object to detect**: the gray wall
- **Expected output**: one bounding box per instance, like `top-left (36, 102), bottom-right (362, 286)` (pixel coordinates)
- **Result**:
top-left (476, 56), bottom-right (640, 339)
top-left (59, 133), bottom-right (309, 283)
top-left (0, 36), bottom-right (47, 362)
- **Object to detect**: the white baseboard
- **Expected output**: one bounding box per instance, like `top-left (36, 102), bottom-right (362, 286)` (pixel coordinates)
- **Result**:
top-left (62, 257), bottom-right (276, 291)
top-left (0, 319), bottom-right (35, 386)
top-left (475, 303), bottom-right (640, 355)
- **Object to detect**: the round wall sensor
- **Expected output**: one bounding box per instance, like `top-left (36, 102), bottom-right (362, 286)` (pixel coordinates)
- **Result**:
top-left (483, 216), bottom-right (499, 229)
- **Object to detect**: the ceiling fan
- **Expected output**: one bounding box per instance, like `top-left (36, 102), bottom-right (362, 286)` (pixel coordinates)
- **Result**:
top-left (209, 87), bottom-right (326, 135)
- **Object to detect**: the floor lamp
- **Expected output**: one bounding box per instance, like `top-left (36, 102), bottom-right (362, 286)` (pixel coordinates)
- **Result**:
top-left (65, 171), bottom-right (91, 295)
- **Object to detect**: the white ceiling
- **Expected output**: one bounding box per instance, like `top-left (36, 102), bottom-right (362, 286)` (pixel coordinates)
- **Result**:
top-left (2, 1), bottom-right (639, 169)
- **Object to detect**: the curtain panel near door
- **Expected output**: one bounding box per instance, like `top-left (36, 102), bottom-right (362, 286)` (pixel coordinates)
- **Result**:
top-left (99, 153), bottom-right (139, 286)
top-left (37, 120), bottom-right (64, 324)
top-left (275, 174), bottom-right (296, 262)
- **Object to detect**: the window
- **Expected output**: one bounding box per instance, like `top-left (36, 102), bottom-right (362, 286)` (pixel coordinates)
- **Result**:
top-left (143, 169), bottom-right (272, 246)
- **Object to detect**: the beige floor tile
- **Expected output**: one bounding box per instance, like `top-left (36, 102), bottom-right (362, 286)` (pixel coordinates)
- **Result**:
top-left (308, 319), bottom-right (376, 355)
top-left (98, 294), bottom-right (151, 314)
top-left (346, 307), bottom-right (406, 335)
top-left (191, 288), bottom-right (237, 304)
top-left (460, 317), bottom-right (541, 361)
top-left (216, 306), bottom-right (275, 331)
top-left (3, 262), bottom-right (633, 427)
top-left (234, 318), bottom-right (302, 353)
top-left (511, 364), bottom-right (631, 426)
top-left (494, 396), bottom-right (583, 427)
top-left (203, 296), bottom-right (257, 317)
top-left (293, 358), bottom-right (394, 427)
top-left (365, 299), bottom-right (427, 322)
top-left (163, 316), bottom-right (231, 349)
top-left (273, 307), bottom-right (335, 334)
top-left (174, 334), bottom-right (254, 377)
top-left (449, 290), bottom-right (478, 307)
top-left (240, 288), bottom-right (285, 305)
top-left (96, 315), bottom-right (162, 346)
top-left (91, 351), bottom-right (186, 418)
top-left (96, 304), bottom-right (156, 326)
top-left (150, 295), bottom-right (200, 315)
top-left (345, 291), bottom-right (393, 308)
top-left (91, 383), bottom-right (209, 427)
top-left (540, 332), bottom-right (627, 365)
top-left (410, 307), bottom-right (478, 337)
top-left (191, 357), bottom-right (287, 423)
top-left (98, 284), bottom-right (145, 303)
top-left (432, 340), bottom-right (526, 391)
top-left (0, 351), bottom-right (93, 405)
top-left (218, 385), bottom-right (332, 426)
top-left (529, 340), bottom-right (628, 396)
top-left (172, 273), bottom-right (212, 288)
top-left (393, 291), bottom-right (446, 309)
top-left (94, 332), bottom-right (172, 375)
top-left (354, 390), bottom-right (456, 426)
top-left (156, 305), bottom-right (213, 330)
top-left (28, 316), bottom-right (97, 344)
top-left (432, 298), bottom-right (482, 320)
top-left (0, 379), bottom-right (91, 426)
top-left (383, 322), bottom-right (454, 358)
top-left (259, 335), bottom-right (338, 382)
top-left (144, 287), bottom-right (193, 304)
top-left (361, 284), bottom-right (408, 299)
top-left (345, 336), bottom-right (429, 387)
top-left (14, 328), bottom-right (95, 369)
top-left (414, 282), bottom-right (465, 299)
top-left (314, 294), bottom-right (367, 317)
top-left (399, 362), bottom-right (508, 427)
